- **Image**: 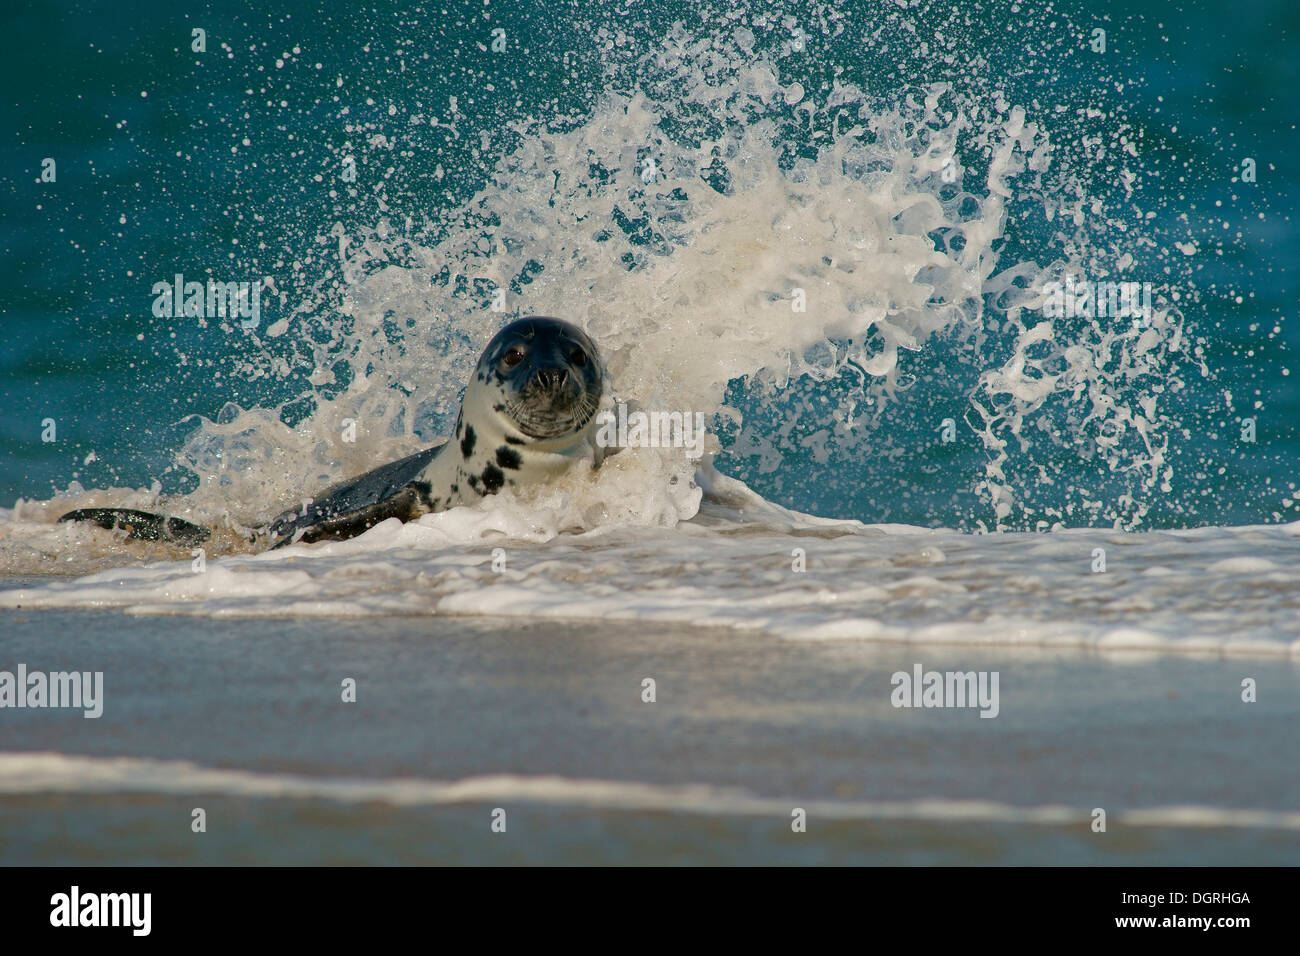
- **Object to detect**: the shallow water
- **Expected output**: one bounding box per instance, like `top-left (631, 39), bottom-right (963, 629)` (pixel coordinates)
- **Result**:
top-left (2, 612), bottom-right (1297, 864)
top-left (4, 474), bottom-right (1300, 657)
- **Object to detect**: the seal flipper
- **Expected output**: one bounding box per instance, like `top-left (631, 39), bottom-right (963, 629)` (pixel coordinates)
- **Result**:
top-left (268, 483), bottom-right (431, 549)
top-left (267, 444), bottom-right (445, 548)
top-left (59, 508), bottom-right (211, 547)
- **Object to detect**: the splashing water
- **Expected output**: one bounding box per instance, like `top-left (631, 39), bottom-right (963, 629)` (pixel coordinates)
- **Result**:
top-left (0, 1), bottom-right (1256, 578)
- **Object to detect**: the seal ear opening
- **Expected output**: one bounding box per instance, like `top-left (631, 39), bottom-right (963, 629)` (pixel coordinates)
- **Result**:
top-left (59, 508), bottom-right (211, 547)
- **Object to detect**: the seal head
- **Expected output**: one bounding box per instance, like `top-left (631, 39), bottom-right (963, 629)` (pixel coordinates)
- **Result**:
top-left (474, 316), bottom-right (603, 444)
top-left (446, 316), bottom-right (605, 503)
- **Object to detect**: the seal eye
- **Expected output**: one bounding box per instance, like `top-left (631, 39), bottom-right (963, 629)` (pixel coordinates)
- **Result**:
top-left (569, 348), bottom-right (587, 367)
top-left (503, 348), bottom-right (525, 368)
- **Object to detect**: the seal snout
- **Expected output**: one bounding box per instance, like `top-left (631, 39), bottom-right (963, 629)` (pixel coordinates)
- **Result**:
top-left (525, 364), bottom-right (582, 411)
top-left (531, 366), bottom-right (571, 394)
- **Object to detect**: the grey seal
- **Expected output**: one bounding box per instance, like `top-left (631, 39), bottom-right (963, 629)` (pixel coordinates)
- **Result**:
top-left (60, 316), bottom-right (605, 549)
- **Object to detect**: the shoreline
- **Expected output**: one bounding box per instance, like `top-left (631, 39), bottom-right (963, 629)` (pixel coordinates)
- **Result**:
top-left (3, 609), bottom-right (1297, 864)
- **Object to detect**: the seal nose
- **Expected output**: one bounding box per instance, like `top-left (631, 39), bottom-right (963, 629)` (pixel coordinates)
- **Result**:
top-left (533, 367), bottom-right (569, 392)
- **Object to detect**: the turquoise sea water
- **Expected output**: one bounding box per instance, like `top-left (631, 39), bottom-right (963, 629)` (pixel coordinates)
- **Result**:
top-left (2, 0), bottom-right (1296, 531)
